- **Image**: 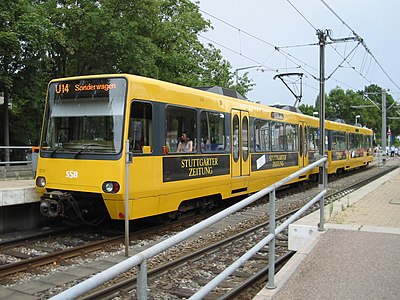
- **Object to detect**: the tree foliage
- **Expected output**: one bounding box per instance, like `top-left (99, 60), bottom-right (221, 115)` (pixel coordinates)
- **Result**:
top-left (1, 0), bottom-right (253, 145)
top-left (0, 0), bottom-right (52, 145)
top-left (303, 85), bottom-right (399, 145)
top-left (2, 1), bottom-right (394, 147)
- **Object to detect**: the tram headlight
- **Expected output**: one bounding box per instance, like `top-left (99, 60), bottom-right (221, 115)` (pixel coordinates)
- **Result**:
top-left (36, 176), bottom-right (46, 187)
top-left (102, 181), bottom-right (120, 193)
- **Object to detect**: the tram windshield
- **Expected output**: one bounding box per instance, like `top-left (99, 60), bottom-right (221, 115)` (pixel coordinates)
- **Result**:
top-left (41, 78), bottom-right (127, 155)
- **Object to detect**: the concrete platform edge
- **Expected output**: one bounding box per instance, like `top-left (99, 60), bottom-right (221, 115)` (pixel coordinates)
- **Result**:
top-left (288, 166), bottom-right (400, 251)
top-left (255, 165), bottom-right (400, 299)
top-left (253, 230), bottom-right (324, 300)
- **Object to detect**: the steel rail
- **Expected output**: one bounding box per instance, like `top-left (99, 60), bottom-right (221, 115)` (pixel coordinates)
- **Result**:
top-left (76, 165), bottom-right (397, 300)
top-left (78, 211), bottom-right (295, 300)
top-left (0, 235), bottom-right (124, 277)
top-left (0, 211), bottom-right (220, 278)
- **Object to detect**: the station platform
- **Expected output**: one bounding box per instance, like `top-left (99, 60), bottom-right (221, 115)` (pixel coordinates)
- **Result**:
top-left (0, 179), bottom-right (38, 207)
top-left (254, 160), bottom-right (400, 300)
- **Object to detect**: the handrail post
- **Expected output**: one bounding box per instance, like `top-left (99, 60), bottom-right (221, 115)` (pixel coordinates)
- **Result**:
top-left (137, 259), bottom-right (148, 299)
top-left (266, 189), bottom-right (277, 289)
top-left (125, 140), bottom-right (132, 257)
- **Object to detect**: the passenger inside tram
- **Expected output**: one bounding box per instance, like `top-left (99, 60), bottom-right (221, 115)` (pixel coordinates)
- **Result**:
top-left (177, 132), bottom-right (193, 152)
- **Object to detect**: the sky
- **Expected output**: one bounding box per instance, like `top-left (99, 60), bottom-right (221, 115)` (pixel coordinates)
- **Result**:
top-left (192, 0), bottom-right (400, 107)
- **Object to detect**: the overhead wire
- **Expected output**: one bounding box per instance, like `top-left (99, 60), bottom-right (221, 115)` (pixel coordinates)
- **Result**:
top-left (329, 42), bottom-right (373, 85)
top-left (199, 9), bottom-right (276, 48)
top-left (198, 34), bottom-right (278, 73)
top-left (204, 6), bottom-right (340, 88)
top-left (285, 0), bottom-right (317, 31)
top-left (198, 1), bottom-right (398, 98)
top-left (282, 1), bottom-right (383, 90)
top-left (200, 8), bottom-right (319, 81)
top-left (286, 0), bottom-right (380, 89)
top-left (320, 0), bottom-right (400, 91)
top-left (199, 33), bottom-right (319, 93)
top-left (200, 8), bottom-right (311, 73)
top-left (200, 5), bottom-right (353, 85)
top-left (326, 42), bottom-right (360, 81)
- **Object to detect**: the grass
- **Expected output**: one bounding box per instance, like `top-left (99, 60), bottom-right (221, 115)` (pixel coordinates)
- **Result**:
top-left (329, 198), bottom-right (334, 218)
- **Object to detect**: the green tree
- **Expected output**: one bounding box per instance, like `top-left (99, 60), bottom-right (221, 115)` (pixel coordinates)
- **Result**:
top-left (1, 0), bottom-right (254, 147)
top-left (313, 85), bottom-right (399, 145)
top-left (298, 103), bottom-right (316, 116)
top-left (361, 85), bottom-right (399, 145)
top-left (0, 0), bottom-right (51, 146)
top-left (325, 87), bottom-right (364, 123)
top-left (41, 0), bottom-right (251, 90)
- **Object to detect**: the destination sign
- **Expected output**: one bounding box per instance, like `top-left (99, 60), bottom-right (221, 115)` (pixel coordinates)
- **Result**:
top-left (55, 82), bottom-right (118, 94)
top-left (271, 112), bottom-right (284, 120)
top-left (50, 78), bottom-right (126, 100)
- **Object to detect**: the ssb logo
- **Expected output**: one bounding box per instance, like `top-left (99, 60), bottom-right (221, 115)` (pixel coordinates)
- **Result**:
top-left (66, 170), bottom-right (79, 178)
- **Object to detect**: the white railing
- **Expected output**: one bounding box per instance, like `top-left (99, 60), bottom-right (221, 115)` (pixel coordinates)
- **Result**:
top-left (51, 157), bottom-right (328, 300)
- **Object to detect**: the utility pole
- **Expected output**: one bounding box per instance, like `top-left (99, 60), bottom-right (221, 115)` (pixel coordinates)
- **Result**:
top-left (2, 89), bottom-right (10, 164)
top-left (381, 89), bottom-right (387, 161)
top-left (352, 90), bottom-right (388, 167)
top-left (317, 29), bottom-right (327, 189)
top-left (316, 29), bottom-right (328, 233)
top-left (315, 29), bottom-right (360, 218)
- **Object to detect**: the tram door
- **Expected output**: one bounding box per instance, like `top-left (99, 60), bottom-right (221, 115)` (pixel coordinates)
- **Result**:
top-left (231, 109), bottom-right (250, 177)
top-left (299, 122), bottom-right (308, 168)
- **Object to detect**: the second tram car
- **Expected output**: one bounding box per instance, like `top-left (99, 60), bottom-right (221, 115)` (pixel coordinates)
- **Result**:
top-left (35, 74), bottom-right (374, 223)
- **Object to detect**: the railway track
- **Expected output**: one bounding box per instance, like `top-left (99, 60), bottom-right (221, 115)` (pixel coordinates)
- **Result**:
top-left (67, 165), bottom-right (399, 299)
top-left (79, 213), bottom-right (294, 300)
top-left (0, 163), bottom-right (396, 299)
top-left (0, 211), bottom-right (222, 280)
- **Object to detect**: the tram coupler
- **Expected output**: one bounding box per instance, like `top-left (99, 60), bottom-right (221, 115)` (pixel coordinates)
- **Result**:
top-left (40, 191), bottom-right (72, 218)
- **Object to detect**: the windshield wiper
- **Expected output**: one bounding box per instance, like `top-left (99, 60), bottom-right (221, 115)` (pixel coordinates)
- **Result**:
top-left (50, 146), bottom-right (62, 157)
top-left (74, 144), bottom-right (101, 158)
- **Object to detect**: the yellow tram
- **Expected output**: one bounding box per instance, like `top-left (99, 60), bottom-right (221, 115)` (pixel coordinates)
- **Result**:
top-left (35, 74), bottom-right (374, 223)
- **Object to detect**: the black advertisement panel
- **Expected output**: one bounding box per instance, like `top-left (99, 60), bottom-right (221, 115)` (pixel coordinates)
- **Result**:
top-left (251, 152), bottom-right (299, 171)
top-left (163, 155), bottom-right (230, 182)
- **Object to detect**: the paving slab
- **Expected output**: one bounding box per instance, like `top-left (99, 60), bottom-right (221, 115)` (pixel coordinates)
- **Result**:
top-left (255, 162), bottom-right (400, 300)
top-left (37, 272), bottom-right (79, 285)
top-left (0, 287), bottom-right (39, 300)
top-left (8, 279), bottom-right (55, 295)
top-left (272, 229), bottom-right (400, 300)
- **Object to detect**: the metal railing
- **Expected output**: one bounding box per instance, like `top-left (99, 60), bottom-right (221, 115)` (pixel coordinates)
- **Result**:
top-left (0, 146), bottom-right (38, 175)
top-left (0, 146), bottom-right (34, 165)
top-left (50, 157), bottom-right (328, 300)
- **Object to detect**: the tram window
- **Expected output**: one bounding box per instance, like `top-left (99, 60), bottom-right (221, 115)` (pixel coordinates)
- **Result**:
top-left (271, 122), bottom-right (285, 151)
top-left (332, 131), bottom-right (346, 150)
top-left (350, 133), bottom-right (354, 148)
top-left (365, 135), bottom-right (372, 150)
top-left (165, 106), bottom-right (197, 153)
top-left (233, 115), bottom-right (239, 161)
top-left (254, 119), bottom-right (270, 151)
top-left (129, 101), bottom-right (153, 153)
top-left (349, 133), bottom-right (362, 157)
top-left (285, 124), bottom-right (298, 151)
top-left (350, 133), bottom-right (361, 149)
top-left (365, 135), bottom-right (373, 154)
top-left (200, 111), bottom-right (225, 152)
top-left (242, 116), bottom-right (249, 161)
top-left (308, 127), bottom-right (319, 151)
